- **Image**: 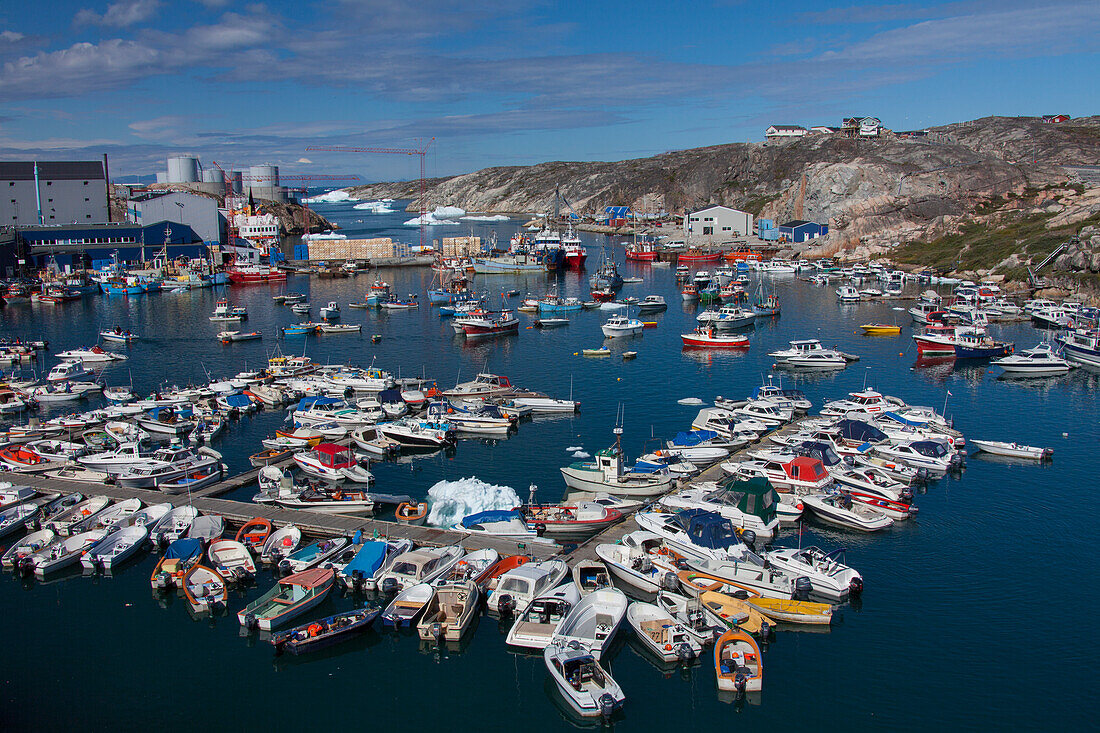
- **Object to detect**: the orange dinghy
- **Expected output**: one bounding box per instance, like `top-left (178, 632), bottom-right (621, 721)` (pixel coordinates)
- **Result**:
top-left (235, 518), bottom-right (273, 550)
top-left (477, 554), bottom-right (530, 594)
top-left (714, 629), bottom-right (763, 693)
top-left (395, 501), bottom-right (428, 526)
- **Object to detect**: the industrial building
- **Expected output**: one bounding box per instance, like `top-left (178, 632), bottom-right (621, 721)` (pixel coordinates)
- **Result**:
top-left (0, 160), bottom-right (109, 226)
top-left (0, 221), bottom-right (205, 276)
top-left (127, 190), bottom-right (224, 246)
top-left (155, 155), bottom-right (289, 202)
top-left (778, 220), bottom-right (828, 243)
top-left (684, 205), bottom-right (753, 244)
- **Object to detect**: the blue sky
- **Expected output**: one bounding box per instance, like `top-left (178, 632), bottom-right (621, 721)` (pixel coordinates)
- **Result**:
top-left (1, 0), bottom-right (1097, 182)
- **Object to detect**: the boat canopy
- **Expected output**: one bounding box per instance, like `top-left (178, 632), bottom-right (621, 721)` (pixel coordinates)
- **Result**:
top-left (881, 410), bottom-right (927, 428)
top-left (911, 440), bottom-right (949, 457)
top-left (377, 389), bottom-right (404, 404)
top-left (222, 393), bottom-right (252, 409)
top-left (671, 430), bottom-right (719, 446)
top-left (294, 395), bottom-right (343, 412)
top-left (312, 443), bottom-right (353, 467)
top-left (836, 419), bottom-right (888, 444)
top-left (784, 456), bottom-right (828, 482)
top-left (796, 441), bottom-right (843, 467)
top-left (714, 476), bottom-right (778, 522)
top-left (164, 537), bottom-right (202, 560)
top-left (672, 509), bottom-right (740, 550)
top-left (344, 541), bottom-right (387, 576)
top-left (462, 509), bottom-right (522, 526)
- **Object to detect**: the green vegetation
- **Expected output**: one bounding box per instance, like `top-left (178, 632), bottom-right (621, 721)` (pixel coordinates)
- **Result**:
top-left (740, 193), bottom-right (780, 216)
top-left (894, 210), bottom-right (1100, 275)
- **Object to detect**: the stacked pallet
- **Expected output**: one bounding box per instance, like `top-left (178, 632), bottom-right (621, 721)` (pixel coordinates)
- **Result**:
top-left (439, 236), bottom-right (481, 257)
top-left (306, 237), bottom-right (396, 259)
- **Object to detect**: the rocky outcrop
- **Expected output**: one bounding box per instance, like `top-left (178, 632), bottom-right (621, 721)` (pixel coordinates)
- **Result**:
top-left (344, 116), bottom-right (1100, 256)
top-left (1052, 225), bottom-right (1100, 273)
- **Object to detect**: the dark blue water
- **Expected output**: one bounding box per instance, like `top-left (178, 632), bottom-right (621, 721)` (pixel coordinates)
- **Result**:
top-left (1, 200), bottom-right (1095, 731)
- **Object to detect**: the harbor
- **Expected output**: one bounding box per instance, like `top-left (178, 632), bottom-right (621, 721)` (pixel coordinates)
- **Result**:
top-left (1, 204), bottom-right (1096, 732)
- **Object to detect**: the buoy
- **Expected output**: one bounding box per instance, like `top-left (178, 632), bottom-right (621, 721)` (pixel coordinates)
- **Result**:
top-left (617, 377), bottom-right (622, 381)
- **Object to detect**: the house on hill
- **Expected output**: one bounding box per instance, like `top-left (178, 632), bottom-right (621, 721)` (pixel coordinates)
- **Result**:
top-left (765, 125), bottom-right (807, 139)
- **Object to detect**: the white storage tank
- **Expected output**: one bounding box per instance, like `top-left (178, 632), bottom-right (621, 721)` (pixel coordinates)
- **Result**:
top-left (230, 171), bottom-right (244, 194)
top-left (167, 155), bottom-right (200, 183)
top-left (248, 164), bottom-right (278, 187)
top-left (156, 171), bottom-right (168, 183)
top-left (201, 168), bottom-right (221, 183)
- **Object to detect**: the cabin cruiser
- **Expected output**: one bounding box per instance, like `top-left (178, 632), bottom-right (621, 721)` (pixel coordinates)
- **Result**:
top-left (767, 339), bottom-right (857, 365)
top-left (601, 314), bottom-right (644, 338)
top-left (1055, 328), bottom-right (1100, 368)
top-left (765, 546), bottom-right (864, 600)
top-left (696, 305), bottom-right (755, 328)
top-left (874, 439), bottom-right (960, 476)
top-left (292, 396), bottom-right (379, 429)
top-left (114, 446), bottom-right (225, 490)
top-left (660, 476), bottom-right (781, 541)
top-left (820, 389), bottom-right (905, 418)
top-left (723, 456), bottom-right (833, 494)
top-left (442, 373), bottom-right (515, 399)
top-left (46, 360), bottom-right (95, 383)
top-left (992, 342), bottom-right (1074, 376)
top-left (690, 408), bottom-right (768, 445)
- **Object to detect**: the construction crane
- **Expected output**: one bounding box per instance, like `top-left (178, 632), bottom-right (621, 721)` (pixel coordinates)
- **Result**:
top-left (305, 138), bottom-right (435, 247)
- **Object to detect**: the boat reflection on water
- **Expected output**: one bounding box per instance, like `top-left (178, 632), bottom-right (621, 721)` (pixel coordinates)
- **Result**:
top-left (543, 675), bottom-right (625, 729)
top-left (625, 633), bottom-right (700, 678)
top-left (680, 348), bottom-right (752, 367)
top-left (717, 689), bottom-right (762, 709)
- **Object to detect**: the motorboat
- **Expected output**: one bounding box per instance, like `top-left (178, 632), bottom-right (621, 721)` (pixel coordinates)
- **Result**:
top-left (954, 330), bottom-right (1012, 359)
top-left (0, 502), bottom-right (38, 538)
top-left (335, 538), bottom-right (414, 591)
top-left (969, 439), bottom-right (1052, 460)
top-left (697, 589), bottom-right (773, 635)
top-left (517, 501), bottom-right (623, 542)
top-left (56, 346), bottom-right (127, 363)
top-left (377, 417), bottom-right (455, 447)
top-left (209, 299), bottom-right (247, 322)
top-left (724, 455), bottom-right (833, 495)
top-left (572, 559), bottom-right (613, 596)
top-left (238, 567), bottom-right (336, 631)
top-left (293, 443), bottom-right (373, 483)
top-left (765, 546), bottom-right (863, 599)
top-left (394, 501), bottom-right (428, 526)
top-left (417, 580), bottom-right (481, 643)
top-left (506, 583), bottom-right (582, 650)
top-left (260, 525), bottom-right (303, 565)
top-left (381, 582), bottom-right (435, 628)
top-left (543, 643), bottom-right (625, 720)
top-left (46, 360), bottom-right (95, 383)
top-left (594, 537), bottom-right (678, 595)
top-left (207, 539), bottom-right (257, 583)
top-left (560, 437), bottom-right (673, 498)
top-left (187, 515), bottom-right (224, 543)
top-left (442, 373), bottom-right (515, 400)
top-left (218, 330), bottom-right (262, 343)
top-left (601, 314), bottom-right (644, 338)
top-left (278, 536), bottom-right (350, 573)
top-left (636, 295), bottom-right (667, 313)
top-left (550, 587), bottom-right (628, 661)
top-left (874, 439), bottom-right (959, 476)
top-left (71, 497), bottom-right (142, 533)
top-left (376, 546), bottom-right (465, 593)
top-left (1055, 328), bottom-right (1100, 368)
top-left (271, 608), bottom-right (380, 655)
top-left (655, 590), bottom-right (725, 647)
top-left (714, 629), bottom-right (763, 693)
top-left (149, 506), bottom-right (199, 546)
top-left (802, 491), bottom-right (894, 532)
top-left (135, 406), bottom-right (196, 436)
top-left (627, 601), bottom-right (703, 663)
top-left (150, 537), bottom-right (204, 591)
top-left (991, 343), bottom-right (1073, 376)
top-left (697, 305), bottom-right (755, 329)
top-left (114, 446), bottom-right (224, 490)
top-left (234, 518), bottom-right (273, 551)
top-left (767, 338), bottom-right (857, 364)
top-left (275, 486), bottom-right (377, 515)
top-left (781, 351), bottom-right (849, 370)
top-left (681, 326), bottom-right (749, 348)
top-left (182, 565), bottom-right (228, 614)
top-left (28, 529), bottom-right (111, 576)
top-left (99, 328), bottom-right (138, 344)
top-left (81, 525), bottom-right (149, 571)
top-left (1, 529), bottom-right (55, 568)
top-left (319, 301), bottom-right (340, 319)
top-left (488, 558), bottom-right (569, 616)
top-left (45, 496), bottom-right (109, 536)
top-left (660, 476), bottom-right (781, 541)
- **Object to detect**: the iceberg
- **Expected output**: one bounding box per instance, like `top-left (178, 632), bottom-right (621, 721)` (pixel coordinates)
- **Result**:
top-left (354, 200), bottom-right (396, 213)
top-left (571, 451), bottom-right (591, 459)
top-left (302, 189), bottom-right (356, 204)
top-left (404, 205), bottom-right (466, 226)
top-left (426, 476), bottom-right (522, 528)
top-left (677, 397), bottom-right (705, 405)
top-left (565, 445), bottom-right (583, 452)
top-left (461, 214), bottom-right (510, 222)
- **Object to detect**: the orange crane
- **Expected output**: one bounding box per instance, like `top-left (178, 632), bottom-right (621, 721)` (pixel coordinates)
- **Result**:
top-left (306, 139), bottom-right (435, 247)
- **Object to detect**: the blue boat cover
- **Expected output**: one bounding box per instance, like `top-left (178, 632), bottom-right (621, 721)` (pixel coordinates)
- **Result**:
top-left (671, 509), bottom-right (739, 550)
top-left (223, 393), bottom-right (251, 408)
top-left (294, 395), bottom-right (342, 412)
top-left (343, 541), bottom-right (387, 576)
top-left (672, 430), bottom-right (718, 447)
top-left (836, 419), bottom-right (887, 443)
top-left (164, 538), bottom-right (202, 561)
top-left (378, 389), bottom-right (404, 404)
top-left (462, 509), bottom-right (521, 526)
top-left (146, 405), bottom-right (192, 420)
top-left (882, 410), bottom-right (925, 427)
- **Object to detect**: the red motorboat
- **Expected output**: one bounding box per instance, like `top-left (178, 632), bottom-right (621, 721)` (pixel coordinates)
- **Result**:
top-left (625, 242), bottom-right (658, 262)
top-left (681, 326), bottom-right (750, 348)
top-left (591, 289), bottom-right (617, 302)
top-left (678, 248), bottom-right (721, 264)
top-left (462, 310), bottom-right (520, 339)
top-left (912, 323), bottom-right (959, 354)
top-left (227, 264), bottom-right (287, 284)
top-left (847, 491), bottom-right (917, 521)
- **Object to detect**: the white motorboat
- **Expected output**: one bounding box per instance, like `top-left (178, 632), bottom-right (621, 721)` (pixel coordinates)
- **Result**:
top-left (149, 505), bottom-right (199, 546)
top-left (376, 545), bottom-right (465, 593)
top-left (292, 443), bottom-right (374, 483)
top-left (260, 525), bottom-right (302, 564)
top-left (187, 514), bottom-right (224, 543)
top-left (72, 497), bottom-right (142, 533)
top-left (560, 437), bottom-right (672, 498)
top-left (594, 537), bottom-right (678, 595)
top-left (56, 347), bottom-right (127, 363)
top-left (660, 479), bottom-right (781, 541)
top-left (455, 509), bottom-right (540, 541)
top-left (0, 484), bottom-right (38, 507)
top-left (506, 582), bottom-right (582, 650)
top-left (820, 389), bottom-right (905, 418)
top-left (489, 558), bottom-right (569, 616)
top-left (333, 538), bottom-right (413, 591)
top-left (45, 496), bottom-right (109, 536)
top-left (0, 502), bottom-right (38, 538)
top-left (627, 601), bottom-right (703, 663)
top-left (765, 546), bottom-right (864, 599)
top-left (782, 351), bottom-right (849, 370)
top-left (377, 418), bottom-right (455, 447)
top-left (29, 529), bottom-right (111, 576)
top-left (969, 439), bottom-right (1052, 460)
top-left (381, 581), bottom-right (435, 628)
top-left (114, 446), bottom-right (224, 490)
top-left (550, 587), bottom-right (629, 661)
top-left (543, 643), bottom-right (625, 720)
top-left (100, 328), bottom-right (137, 343)
top-left (683, 552), bottom-right (803, 600)
top-left (655, 591), bottom-right (725, 647)
top-left (802, 491), bottom-right (894, 532)
top-left (873, 439), bottom-right (958, 476)
top-left (991, 343), bottom-right (1073, 376)
top-left (601, 314), bottom-right (644, 338)
top-left (76, 443), bottom-right (151, 474)
top-left (2, 528), bottom-right (55, 568)
top-left (46, 360), bottom-right (95, 383)
top-left (836, 285), bottom-right (860, 302)
top-left (209, 299), bottom-right (247, 322)
top-left (81, 525), bottom-right (149, 571)
top-left (723, 455), bottom-right (833, 494)
top-left (207, 539), bottom-right (257, 582)
top-left (830, 465), bottom-right (911, 502)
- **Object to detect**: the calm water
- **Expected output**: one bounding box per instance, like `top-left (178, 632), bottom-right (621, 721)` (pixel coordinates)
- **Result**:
top-left (1, 202), bottom-right (1096, 731)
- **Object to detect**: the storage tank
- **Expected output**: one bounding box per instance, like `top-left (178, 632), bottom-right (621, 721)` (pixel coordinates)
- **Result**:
top-left (167, 155), bottom-right (200, 183)
top-left (155, 171), bottom-right (168, 183)
top-left (230, 171), bottom-right (244, 194)
top-left (248, 164), bottom-right (278, 187)
top-left (201, 168), bottom-right (221, 183)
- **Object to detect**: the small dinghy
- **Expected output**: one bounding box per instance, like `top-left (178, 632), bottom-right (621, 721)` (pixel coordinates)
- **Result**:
top-left (381, 581), bottom-right (435, 628)
top-left (81, 525), bottom-right (149, 571)
top-left (238, 567), bottom-right (336, 631)
top-left (550, 587), bottom-right (629, 660)
top-left (0, 502), bottom-right (39, 538)
top-left (260, 525), bottom-right (302, 564)
top-left (249, 447), bottom-right (293, 467)
top-left (150, 537), bottom-right (203, 591)
top-left (29, 529), bottom-right (110, 576)
top-left (544, 642), bottom-right (625, 720)
top-left (506, 582), bottom-right (581, 650)
top-left (131, 502), bottom-right (172, 530)
top-left (627, 601), bottom-right (703, 663)
top-left (581, 347), bottom-right (611, 357)
top-left (969, 439), bottom-right (1052, 460)
top-left (417, 580), bottom-right (481, 643)
top-left (235, 518), bottom-right (273, 551)
top-left (395, 501), bottom-right (428, 525)
top-left (699, 590), bottom-right (772, 636)
top-left (207, 539), bottom-right (257, 583)
top-left (655, 591), bottom-right (725, 647)
top-left (714, 629), bottom-right (763, 693)
top-left (278, 536), bottom-right (350, 573)
top-left (571, 559), bottom-right (613, 596)
top-left (2, 529), bottom-right (55, 568)
top-left (187, 514), bottom-right (225, 543)
top-left (46, 496), bottom-right (109, 536)
top-left (745, 597), bottom-right (833, 625)
top-left (149, 506), bottom-right (198, 546)
top-left (182, 565), bottom-right (228, 614)
top-left (271, 607), bottom-right (381, 655)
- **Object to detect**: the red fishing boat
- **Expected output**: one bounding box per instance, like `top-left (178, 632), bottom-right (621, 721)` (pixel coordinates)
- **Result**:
top-left (462, 310), bottom-right (520, 339)
top-left (625, 242), bottom-right (658, 262)
top-left (681, 326), bottom-right (750, 348)
top-left (678, 248), bottom-right (721, 264)
top-left (912, 323), bottom-right (960, 354)
top-left (226, 263), bottom-right (287, 284)
top-left (591, 289), bottom-right (617, 302)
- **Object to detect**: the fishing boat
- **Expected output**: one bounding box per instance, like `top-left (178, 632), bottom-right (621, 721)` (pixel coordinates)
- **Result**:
top-left (681, 326), bottom-right (750, 348)
top-left (550, 587), bottom-right (629, 660)
top-left (381, 582), bottom-right (436, 628)
top-left (417, 580), bottom-right (481, 643)
top-left (99, 328), bottom-right (137, 344)
top-left (182, 565), bottom-right (227, 614)
top-left (218, 330), bottom-right (262, 343)
top-left (319, 301), bottom-right (340, 319)
top-left (506, 583), bottom-right (582, 650)
top-left (544, 643), bottom-right (625, 720)
top-left (81, 525), bottom-right (149, 571)
top-left (226, 262), bottom-right (287, 284)
top-left (293, 443), bottom-right (373, 483)
top-left (561, 435), bottom-right (673, 498)
top-left (627, 601), bottom-right (703, 662)
top-left (954, 330), bottom-right (1013, 359)
top-left (461, 310), bottom-right (520, 339)
top-left (714, 629), bottom-right (763, 693)
top-left (968, 439), bottom-right (1052, 460)
top-left (271, 607), bottom-right (380, 655)
top-left (238, 567), bottom-right (336, 631)
top-left (209, 299), bottom-right (247, 322)
top-left (260, 525), bottom-right (302, 564)
top-left (207, 539), bottom-right (257, 582)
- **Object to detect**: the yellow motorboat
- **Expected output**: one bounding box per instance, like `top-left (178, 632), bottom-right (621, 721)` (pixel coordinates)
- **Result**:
top-left (745, 597), bottom-right (833, 625)
top-left (700, 590), bottom-right (774, 635)
top-left (859, 323), bottom-right (901, 335)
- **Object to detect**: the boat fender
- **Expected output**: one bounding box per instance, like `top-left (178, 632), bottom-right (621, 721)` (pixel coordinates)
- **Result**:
top-left (534, 522), bottom-right (547, 537)
top-left (307, 623), bottom-right (323, 637)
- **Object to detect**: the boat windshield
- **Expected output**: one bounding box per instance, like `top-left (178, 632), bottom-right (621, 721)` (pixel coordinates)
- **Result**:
top-left (390, 561), bottom-right (419, 576)
top-left (499, 577), bottom-right (530, 595)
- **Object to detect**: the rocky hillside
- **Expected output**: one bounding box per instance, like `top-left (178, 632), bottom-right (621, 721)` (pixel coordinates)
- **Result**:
top-left (345, 116), bottom-right (1100, 260)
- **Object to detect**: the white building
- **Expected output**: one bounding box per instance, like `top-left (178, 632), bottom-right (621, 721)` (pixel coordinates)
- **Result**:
top-left (765, 125), bottom-right (807, 139)
top-left (684, 205), bottom-right (753, 244)
top-left (859, 117), bottom-right (881, 137)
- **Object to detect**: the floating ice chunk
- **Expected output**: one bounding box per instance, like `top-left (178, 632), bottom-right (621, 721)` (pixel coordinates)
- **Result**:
top-left (302, 190), bottom-right (356, 204)
top-left (565, 445), bottom-right (583, 452)
top-left (303, 232), bottom-right (346, 241)
top-left (461, 214), bottom-right (510, 222)
top-left (433, 205), bottom-right (465, 218)
top-left (353, 200), bottom-right (396, 213)
top-left (572, 451), bottom-right (591, 459)
top-left (677, 397), bottom-right (705, 405)
top-left (426, 476), bottom-right (521, 527)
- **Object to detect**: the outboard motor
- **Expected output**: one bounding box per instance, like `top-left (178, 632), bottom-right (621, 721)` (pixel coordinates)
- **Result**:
top-left (277, 559), bottom-right (291, 576)
top-left (900, 488), bottom-right (914, 502)
top-left (430, 622), bottom-right (443, 644)
top-left (733, 672), bottom-right (747, 697)
top-left (244, 613), bottom-right (258, 631)
top-left (598, 693), bottom-right (617, 721)
top-left (675, 642), bottom-right (695, 662)
top-left (17, 556), bottom-right (33, 578)
top-left (351, 570), bottom-right (365, 593)
top-left (732, 590), bottom-right (750, 600)
top-left (759, 620), bottom-right (771, 640)
top-left (793, 576), bottom-right (813, 601)
top-left (848, 576), bottom-right (864, 596)
top-left (380, 577), bottom-right (398, 595)
top-left (660, 571), bottom-right (680, 592)
top-left (273, 637), bottom-right (287, 656)
top-left (740, 530), bottom-right (757, 550)
top-left (498, 594), bottom-right (516, 617)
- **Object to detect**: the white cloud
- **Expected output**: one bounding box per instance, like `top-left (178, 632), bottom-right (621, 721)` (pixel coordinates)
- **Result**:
top-left (75, 0), bottom-right (163, 28)
top-left (0, 31), bottom-right (24, 42)
top-left (297, 157), bottom-right (312, 163)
